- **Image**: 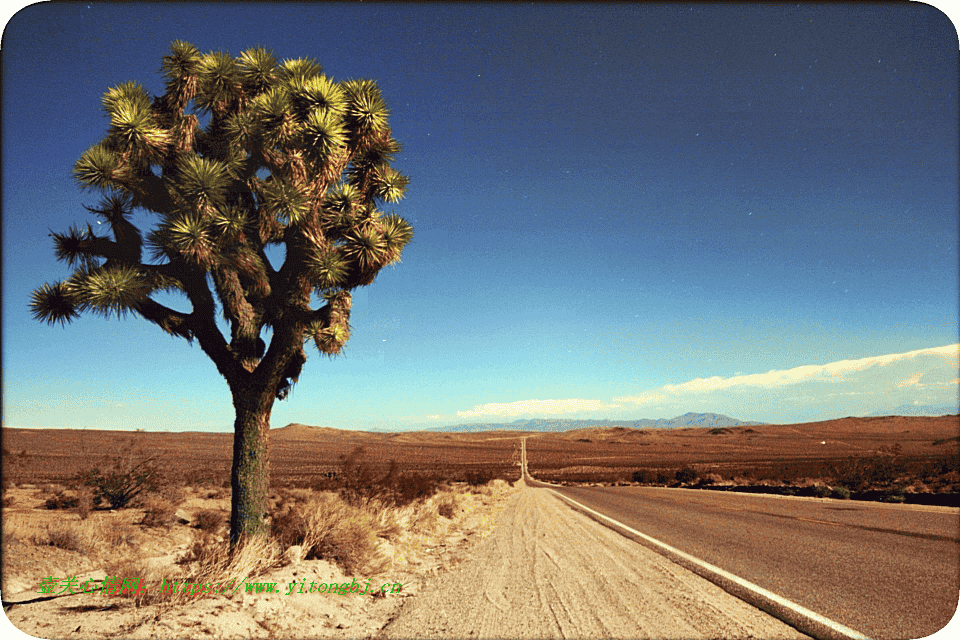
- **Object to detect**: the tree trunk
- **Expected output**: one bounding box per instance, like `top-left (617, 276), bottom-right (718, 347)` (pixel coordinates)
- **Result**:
top-left (229, 388), bottom-right (275, 545)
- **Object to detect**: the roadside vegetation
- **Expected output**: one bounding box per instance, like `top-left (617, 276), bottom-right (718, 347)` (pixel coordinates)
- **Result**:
top-left (524, 417), bottom-right (960, 506)
top-left (2, 439), bottom-right (519, 617)
top-left (531, 444), bottom-right (960, 506)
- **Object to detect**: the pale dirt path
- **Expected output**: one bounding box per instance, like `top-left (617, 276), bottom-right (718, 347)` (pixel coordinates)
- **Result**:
top-left (380, 479), bottom-right (808, 639)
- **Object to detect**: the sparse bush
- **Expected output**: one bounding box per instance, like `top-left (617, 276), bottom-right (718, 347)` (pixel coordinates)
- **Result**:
top-left (437, 494), bottom-right (457, 518)
top-left (632, 468), bottom-right (660, 484)
top-left (43, 491), bottom-right (79, 510)
top-left (75, 488), bottom-right (93, 520)
top-left (195, 509), bottom-right (223, 532)
top-left (140, 498), bottom-right (178, 528)
top-left (272, 492), bottom-right (387, 574)
top-left (464, 469), bottom-right (494, 486)
top-left (302, 494), bottom-right (385, 574)
top-left (813, 485), bottom-right (832, 498)
top-left (881, 486), bottom-right (906, 503)
top-left (675, 467), bottom-right (698, 484)
top-left (831, 486), bottom-right (851, 500)
top-left (73, 438), bottom-right (161, 509)
top-left (33, 524), bottom-right (84, 552)
top-left (337, 446), bottom-right (442, 506)
top-left (396, 472), bottom-right (441, 505)
top-left (157, 477), bottom-right (186, 506)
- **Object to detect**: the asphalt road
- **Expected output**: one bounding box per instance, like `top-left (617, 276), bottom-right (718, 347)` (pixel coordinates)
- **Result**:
top-left (530, 475), bottom-right (959, 639)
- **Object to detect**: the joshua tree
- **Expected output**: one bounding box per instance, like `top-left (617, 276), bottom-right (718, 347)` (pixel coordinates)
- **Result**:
top-left (29, 42), bottom-right (412, 543)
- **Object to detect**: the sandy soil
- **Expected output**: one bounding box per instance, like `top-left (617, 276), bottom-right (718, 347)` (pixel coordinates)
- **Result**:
top-left (1, 482), bottom-right (517, 639)
top-left (381, 478), bottom-right (808, 639)
top-left (5, 478), bottom-right (811, 639)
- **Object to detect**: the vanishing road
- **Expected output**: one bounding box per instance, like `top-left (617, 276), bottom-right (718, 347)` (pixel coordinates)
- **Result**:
top-left (530, 454), bottom-right (959, 638)
top-left (382, 475), bottom-right (806, 639)
top-left (384, 439), bottom-right (957, 639)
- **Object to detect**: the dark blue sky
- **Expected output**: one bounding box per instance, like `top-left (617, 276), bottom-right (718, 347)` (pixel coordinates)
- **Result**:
top-left (3, 3), bottom-right (958, 431)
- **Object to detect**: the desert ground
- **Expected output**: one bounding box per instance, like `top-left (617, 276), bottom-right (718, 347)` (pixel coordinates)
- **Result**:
top-left (2, 415), bottom-right (957, 638)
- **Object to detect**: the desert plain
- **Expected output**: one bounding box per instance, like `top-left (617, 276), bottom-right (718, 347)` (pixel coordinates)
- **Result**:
top-left (1, 414), bottom-right (957, 638)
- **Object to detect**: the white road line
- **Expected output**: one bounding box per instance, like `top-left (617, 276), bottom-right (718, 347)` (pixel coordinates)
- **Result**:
top-left (546, 488), bottom-right (872, 640)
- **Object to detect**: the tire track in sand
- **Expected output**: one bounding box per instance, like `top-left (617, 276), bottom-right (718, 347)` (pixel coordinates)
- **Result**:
top-left (380, 479), bottom-right (808, 639)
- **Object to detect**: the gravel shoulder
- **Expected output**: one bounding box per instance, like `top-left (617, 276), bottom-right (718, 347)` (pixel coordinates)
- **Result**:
top-left (380, 478), bottom-right (808, 639)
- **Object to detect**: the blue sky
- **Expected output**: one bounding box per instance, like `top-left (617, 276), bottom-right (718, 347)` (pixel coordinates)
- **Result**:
top-left (2, 2), bottom-right (958, 432)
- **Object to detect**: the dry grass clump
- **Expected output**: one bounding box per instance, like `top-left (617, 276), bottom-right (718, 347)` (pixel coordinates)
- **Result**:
top-left (42, 490), bottom-right (79, 510)
top-left (436, 493), bottom-right (458, 519)
top-left (139, 497), bottom-right (178, 528)
top-left (176, 533), bottom-right (283, 590)
top-left (194, 509), bottom-right (223, 533)
top-left (272, 492), bottom-right (389, 574)
top-left (31, 522), bottom-right (86, 552)
top-left (20, 517), bottom-right (138, 558)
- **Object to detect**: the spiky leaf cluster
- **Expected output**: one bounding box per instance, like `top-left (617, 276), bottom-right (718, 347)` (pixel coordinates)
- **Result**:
top-left (32, 42), bottom-right (413, 398)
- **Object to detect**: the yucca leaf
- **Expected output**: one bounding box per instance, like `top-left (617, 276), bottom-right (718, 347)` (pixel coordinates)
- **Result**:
top-left (251, 87), bottom-right (294, 148)
top-left (102, 82), bottom-right (153, 116)
top-left (196, 51), bottom-right (242, 111)
top-left (342, 225), bottom-right (387, 272)
top-left (290, 75), bottom-right (346, 121)
top-left (371, 166), bottom-right (409, 203)
top-left (210, 205), bottom-right (250, 239)
top-left (238, 46), bottom-right (277, 97)
top-left (162, 41), bottom-right (202, 82)
top-left (278, 57), bottom-right (324, 84)
top-left (380, 213), bottom-right (413, 260)
top-left (167, 213), bottom-right (213, 265)
top-left (311, 290), bottom-right (352, 355)
top-left (343, 79), bottom-right (389, 137)
top-left (313, 324), bottom-right (350, 356)
top-left (301, 108), bottom-right (346, 163)
top-left (51, 225), bottom-right (103, 268)
top-left (68, 264), bottom-right (150, 319)
top-left (107, 102), bottom-right (170, 162)
top-left (30, 281), bottom-right (80, 326)
top-left (73, 144), bottom-right (129, 190)
top-left (223, 110), bottom-right (257, 150)
top-left (84, 193), bottom-right (134, 222)
top-left (257, 178), bottom-right (307, 224)
top-left (174, 155), bottom-right (231, 207)
top-left (306, 246), bottom-right (349, 290)
top-left (323, 183), bottom-right (360, 215)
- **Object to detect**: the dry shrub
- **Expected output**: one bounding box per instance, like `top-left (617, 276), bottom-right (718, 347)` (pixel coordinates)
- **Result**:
top-left (177, 532), bottom-right (283, 590)
top-left (156, 476), bottom-right (186, 507)
top-left (436, 494), bottom-right (457, 519)
top-left (140, 498), bottom-right (178, 528)
top-left (338, 446), bottom-right (442, 506)
top-left (43, 491), bottom-right (79, 510)
top-left (73, 439), bottom-right (162, 509)
top-left (273, 492), bottom-right (387, 574)
top-left (75, 488), bottom-right (94, 520)
top-left (32, 523), bottom-right (85, 553)
top-left (195, 509), bottom-right (223, 533)
top-left (101, 556), bottom-right (160, 607)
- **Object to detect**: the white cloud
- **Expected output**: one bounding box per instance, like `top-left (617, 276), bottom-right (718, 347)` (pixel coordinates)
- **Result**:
top-left (896, 373), bottom-right (922, 389)
top-left (617, 344), bottom-right (959, 400)
top-left (451, 344), bottom-right (959, 424)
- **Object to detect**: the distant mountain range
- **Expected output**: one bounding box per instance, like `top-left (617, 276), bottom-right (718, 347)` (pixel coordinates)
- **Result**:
top-left (428, 412), bottom-right (762, 434)
top-left (867, 405), bottom-right (960, 417)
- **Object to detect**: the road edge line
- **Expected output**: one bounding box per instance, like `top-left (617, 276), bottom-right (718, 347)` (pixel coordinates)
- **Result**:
top-left (546, 488), bottom-right (872, 640)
